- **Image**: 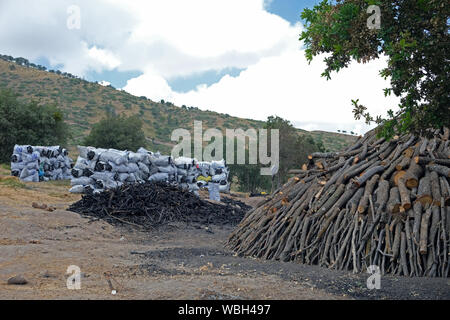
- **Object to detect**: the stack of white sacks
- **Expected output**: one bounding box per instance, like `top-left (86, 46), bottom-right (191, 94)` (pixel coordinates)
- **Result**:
top-left (11, 145), bottom-right (73, 182)
top-left (69, 146), bottom-right (230, 195)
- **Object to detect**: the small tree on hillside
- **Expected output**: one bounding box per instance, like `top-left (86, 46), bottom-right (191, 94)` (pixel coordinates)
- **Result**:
top-left (83, 113), bottom-right (147, 151)
top-left (264, 116), bottom-right (324, 187)
top-left (0, 89), bottom-right (69, 162)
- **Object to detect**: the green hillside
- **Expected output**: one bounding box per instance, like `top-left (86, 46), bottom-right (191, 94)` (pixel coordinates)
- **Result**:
top-left (0, 58), bottom-right (357, 154)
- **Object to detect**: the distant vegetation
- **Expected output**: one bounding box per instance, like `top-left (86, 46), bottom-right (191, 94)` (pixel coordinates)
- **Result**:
top-left (229, 116), bottom-right (325, 193)
top-left (0, 88), bottom-right (69, 162)
top-left (0, 55), bottom-right (356, 155)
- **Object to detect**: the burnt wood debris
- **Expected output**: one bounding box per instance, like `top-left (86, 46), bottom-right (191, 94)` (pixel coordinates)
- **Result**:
top-left (69, 181), bottom-right (251, 229)
top-left (227, 127), bottom-right (450, 277)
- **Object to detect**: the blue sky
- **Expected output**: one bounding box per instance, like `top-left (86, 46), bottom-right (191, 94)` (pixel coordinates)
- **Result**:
top-left (266, 0), bottom-right (319, 25)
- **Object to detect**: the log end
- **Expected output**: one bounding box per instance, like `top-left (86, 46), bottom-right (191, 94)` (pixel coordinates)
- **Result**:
top-left (405, 178), bottom-right (418, 189)
top-left (416, 196), bottom-right (433, 207)
top-left (401, 203), bottom-right (412, 211)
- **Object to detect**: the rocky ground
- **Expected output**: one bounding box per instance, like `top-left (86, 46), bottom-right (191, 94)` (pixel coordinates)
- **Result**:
top-left (0, 171), bottom-right (448, 300)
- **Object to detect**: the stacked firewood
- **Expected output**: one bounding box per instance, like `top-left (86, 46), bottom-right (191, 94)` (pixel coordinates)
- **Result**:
top-left (227, 128), bottom-right (450, 277)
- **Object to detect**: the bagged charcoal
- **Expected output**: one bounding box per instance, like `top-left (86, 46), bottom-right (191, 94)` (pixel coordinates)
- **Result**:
top-left (174, 157), bottom-right (196, 168)
top-left (69, 145), bottom-right (229, 196)
top-left (78, 146), bottom-right (103, 162)
top-left (83, 168), bottom-right (94, 177)
top-left (11, 162), bottom-right (25, 171)
top-left (138, 162), bottom-right (150, 174)
top-left (23, 152), bottom-right (40, 163)
top-left (26, 161), bottom-right (39, 170)
top-left (95, 161), bottom-right (112, 172)
top-left (69, 185), bottom-right (86, 194)
top-left (151, 155), bottom-right (172, 167)
top-left (71, 177), bottom-right (94, 186)
top-left (137, 147), bottom-right (153, 155)
top-left (108, 163), bottom-right (129, 173)
top-left (197, 162), bottom-right (211, 176)
top-left (149, 172), bottom-right (169, 182)
top-left (197, 180), bottom-right (208, 188)
top-left (116, 173), bottom-right (128, 182)
top-left (208, 183), bottom-right (220, 201)
top-left (11, 169), bottom-right (20, 177)
top-left (110, 162), bottom-right (138, 173)
top-left (99, 149), bottom-right (128, 165)
top-left (72, 168), bottom-right (83, 178)
top-left (13, 145), bottom-right (24, 154)
top-left (103, 179), bottom-right (120, 190)
top-left (63, 171), bottom-right (72, 180)
top-left (73, 157), bottom-right (88, 170)
top-left (11, 154), bottom-right (21, 163)
top-left (57, 154), bottom-right (65, 164)
top-left (148, 165), bottom-right (159, 176)
top-left (14, 145), bottom-right (73, 182)
top-left (128, 151), bottom-right (148, 163)
top-left (185, 175), bottom-right (196, 184)
top-left (158, 165), bottom-right (177, 175)
top-left (189, 183), bottom-right (200, 194)
top-left (52, 168), bottom-right (63, 180)
top-left (71, 164), bottom-right (89, 178)
top-left (19, 168), bottom-right (34, 179)
top-left (133, 170), bottom-right (145, 181)
top-left (22, 173), bottom-right (39, 182)
top-left (91, 172), bottom-right (117, 181)
top-left (64, 157), bottom-right (72, 169)
top-left (94, 180), bottom-right (105, 189)
top-left (211, 172), bottom-right (227, 182)
top-left (127, 162), bottom-right (139, 173)
top-left (126, 173), bottom-right (137, 183)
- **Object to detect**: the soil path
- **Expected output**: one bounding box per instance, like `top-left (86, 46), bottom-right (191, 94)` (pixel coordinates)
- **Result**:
top-left (0, 178), bottom-right (448, 300)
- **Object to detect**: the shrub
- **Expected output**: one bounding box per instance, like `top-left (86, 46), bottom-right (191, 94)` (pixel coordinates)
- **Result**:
top-left (0, 89), bottom-right (69, 163)
top-left (83, 113), bottom-right (147, 152)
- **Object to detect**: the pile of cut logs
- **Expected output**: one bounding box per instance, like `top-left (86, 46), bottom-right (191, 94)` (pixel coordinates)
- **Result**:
top-left (227, 128), bottom-right (450, 277)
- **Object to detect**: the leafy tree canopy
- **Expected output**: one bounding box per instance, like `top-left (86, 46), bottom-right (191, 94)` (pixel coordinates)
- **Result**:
top-left (83, 113), bottom-right (147, 152)
top-left (0, 89), bottom-right (69, 162)
top-left (300, 0), bottom-right (449, 138)
top-left (228, 116), bottom-right (325, 193)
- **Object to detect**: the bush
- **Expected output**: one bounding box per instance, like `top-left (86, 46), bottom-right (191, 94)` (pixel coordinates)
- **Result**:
top-left (0, 89), bottom-right (69, 163)
top-left (83, 114), bottom-right (147, 152)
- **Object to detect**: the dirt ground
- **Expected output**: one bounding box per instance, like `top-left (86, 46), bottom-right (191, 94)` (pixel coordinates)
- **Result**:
top-left (0, 174), bottom-right (449, 300)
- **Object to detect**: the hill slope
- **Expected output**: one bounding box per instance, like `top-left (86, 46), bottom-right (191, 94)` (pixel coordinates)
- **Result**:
top-left (0, 59), bottom-right (356, 154)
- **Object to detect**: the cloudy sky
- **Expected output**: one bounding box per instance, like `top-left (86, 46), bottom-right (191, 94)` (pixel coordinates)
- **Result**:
top-left (0, 0), bottom-right (399, 134)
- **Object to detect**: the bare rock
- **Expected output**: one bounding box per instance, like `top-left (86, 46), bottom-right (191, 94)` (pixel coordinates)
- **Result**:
top-left (7, 275), bottom-right (28, 285)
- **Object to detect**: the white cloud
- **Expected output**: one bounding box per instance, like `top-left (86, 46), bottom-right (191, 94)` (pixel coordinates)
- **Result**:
top-left (124, 43), bottom-right (400, 135)
top-left (0, 0), bottom-right (400, 133)
top-left (99, 80), bottom-right (111, 86)
top-left (123, 70), bottom-right (173, 101)
top-left (86, 45), bottom-right (121, 70)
